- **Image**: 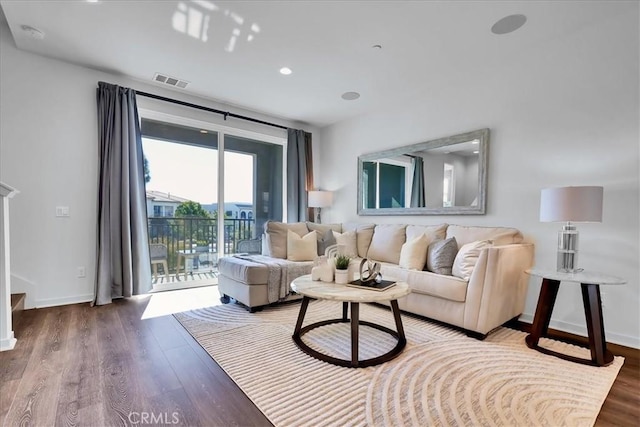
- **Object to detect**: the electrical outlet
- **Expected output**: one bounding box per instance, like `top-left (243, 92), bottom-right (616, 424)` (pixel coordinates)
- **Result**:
top-left (77, 266), bottom-right (86, 278)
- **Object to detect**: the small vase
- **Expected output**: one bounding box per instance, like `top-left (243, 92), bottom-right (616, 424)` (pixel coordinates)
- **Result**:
top-left (347, 262), bottom-right (357, 282)
top-left (334, 269), bottom-right (349, 285)
top-left (319, 264), bottom-right (334, 282)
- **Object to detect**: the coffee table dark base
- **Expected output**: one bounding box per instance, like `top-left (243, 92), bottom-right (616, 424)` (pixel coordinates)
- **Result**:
top-left (292, 296), bottom-right (406, 368)
top-left (525, 278), bottom-right (614, 367)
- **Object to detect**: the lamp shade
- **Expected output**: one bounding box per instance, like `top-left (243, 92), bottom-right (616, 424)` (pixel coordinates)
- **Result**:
top-left (308, 190), bottom-right (333, 208)
top-left (540, 186), bottom-right (603, 223)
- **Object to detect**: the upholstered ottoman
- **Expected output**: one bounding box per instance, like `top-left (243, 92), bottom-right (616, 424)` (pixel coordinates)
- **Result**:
top-left (217, 256), bottom-right (311, 311)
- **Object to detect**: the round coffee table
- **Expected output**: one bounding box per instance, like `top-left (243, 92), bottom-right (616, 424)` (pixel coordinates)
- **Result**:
top-left (291, 274), bottom-right (411, 368)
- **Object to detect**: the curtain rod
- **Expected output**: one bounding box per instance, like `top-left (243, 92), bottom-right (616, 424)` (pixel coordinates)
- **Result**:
top-left (135, 90), bottom-right (289, 131)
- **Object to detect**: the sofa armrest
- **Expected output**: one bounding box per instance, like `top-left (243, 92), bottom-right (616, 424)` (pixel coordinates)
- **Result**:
top-left (463, 243), bottom-right (535, 334)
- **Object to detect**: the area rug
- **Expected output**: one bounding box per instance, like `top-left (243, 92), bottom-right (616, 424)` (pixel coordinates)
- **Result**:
top-left (174, 301), bottom-right (623, 427)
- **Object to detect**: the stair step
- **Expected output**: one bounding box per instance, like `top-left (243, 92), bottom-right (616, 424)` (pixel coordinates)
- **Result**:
top-left (11, 293), bottom-right (25, 312)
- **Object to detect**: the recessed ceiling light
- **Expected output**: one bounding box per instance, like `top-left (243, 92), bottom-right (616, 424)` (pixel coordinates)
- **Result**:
top-left (491, 14), bottom-right (527, 35)
top-left (341, 91), bottom-right (360, 101)
top-left (473, 150), bottom-right (479, 154)
top-left (472, 140), bottom-right (479, 144)
top-left (20, 25), bottom-right (45, 40)
top-left (279, 67), bottom-right (292, 75)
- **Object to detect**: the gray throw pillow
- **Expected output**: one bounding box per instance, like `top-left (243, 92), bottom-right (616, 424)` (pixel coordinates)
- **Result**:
top-left (426, 237), bottom-right (458, 275)
top-left (317, 229), bottom-right (337, 256)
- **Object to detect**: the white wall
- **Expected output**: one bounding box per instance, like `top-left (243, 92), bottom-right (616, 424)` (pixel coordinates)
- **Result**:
top-left (319, 7), bottom-right (639, 347)
top-left (0, 21), bottom-right (317, 308)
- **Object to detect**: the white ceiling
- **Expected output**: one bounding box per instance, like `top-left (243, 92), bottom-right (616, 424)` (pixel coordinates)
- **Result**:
top-left (0, 1), bottom-right (625, 127)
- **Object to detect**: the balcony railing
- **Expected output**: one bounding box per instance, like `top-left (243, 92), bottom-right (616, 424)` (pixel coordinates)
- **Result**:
top-left (148, 216), bottom-right (256, 276)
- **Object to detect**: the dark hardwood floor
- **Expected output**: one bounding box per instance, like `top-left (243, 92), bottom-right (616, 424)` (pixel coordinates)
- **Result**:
top-left (1, 291), bottom-right (638, 426)
top-left (1, 294), bottom-right (271, 427)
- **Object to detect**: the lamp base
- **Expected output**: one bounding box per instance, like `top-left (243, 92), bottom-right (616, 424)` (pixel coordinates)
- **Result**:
top-left (557, 223), bottom-right (580, 273)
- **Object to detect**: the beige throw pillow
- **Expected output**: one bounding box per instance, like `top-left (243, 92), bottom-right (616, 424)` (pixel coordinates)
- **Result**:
top-left (367, 224), bottom-right (407, 264)
top-left (399, 234), bottom-right (430, 270)
top-left (332, 230), bottom-right (358, 258)
top-left (287, 230), bottom-right (318, 261)
top-left (452, 240), bottom-right (493, 281)
top-left (264, 221), bottom-right (309, 259)
top-left (341, 223), bottom-right (375, 257)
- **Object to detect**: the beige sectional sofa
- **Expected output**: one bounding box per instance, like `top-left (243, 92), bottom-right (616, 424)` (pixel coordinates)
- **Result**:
top-left (218, 221), bottom-right (534, 337)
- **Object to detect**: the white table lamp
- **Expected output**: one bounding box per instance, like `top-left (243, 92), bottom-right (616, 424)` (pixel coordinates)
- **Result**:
top-left (540, 186), bottom-right (603, 273)
top-left (308, 190), bottom-right (333, 223)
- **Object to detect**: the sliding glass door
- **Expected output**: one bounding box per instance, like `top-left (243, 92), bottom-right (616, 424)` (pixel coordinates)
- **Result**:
top-left (141, 117), bottom-right (284, 289)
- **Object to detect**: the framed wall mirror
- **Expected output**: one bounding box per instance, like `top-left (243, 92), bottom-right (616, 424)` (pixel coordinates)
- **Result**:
top-left (357, 128), bottom-right (489, 215)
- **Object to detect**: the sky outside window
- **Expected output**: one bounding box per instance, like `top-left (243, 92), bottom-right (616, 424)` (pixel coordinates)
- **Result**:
top-left (142, 137), bottom-right (253, 204)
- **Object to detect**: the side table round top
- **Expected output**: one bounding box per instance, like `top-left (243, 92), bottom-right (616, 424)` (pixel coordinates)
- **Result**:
top-left (526, 268), bottom-right (626, 285)
top-left (291, 274), bottom-right (410, 303)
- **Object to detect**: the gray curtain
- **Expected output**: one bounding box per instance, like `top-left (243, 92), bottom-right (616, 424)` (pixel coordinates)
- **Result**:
top-left (287, 129), bottom-right (313, 222)
top-left (94, 82), bottom-right (151, 305)
top-left (410, 156), bottom-right (426, 208)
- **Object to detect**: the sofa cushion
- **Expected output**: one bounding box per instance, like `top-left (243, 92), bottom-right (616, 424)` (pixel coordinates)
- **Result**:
top-left (219, 256), bottom-right (314, 285)
top-left (218, 257), bottom-right (270, 285)
top-left (287, 230), bottom-right (318, 261)
top-left (341, 223), bottom-right (375, 258)
top-left (405, 224), bottom-right (448, 243)
top-left (426, 237), bottom-right (458, 275)
top-left (399, 234), bottom-right (429, 270)
top-left (332, 230), bottom-right (358, 258)
top-left (306, 222), bottom-right (342, 234)
top-left (367, 224), bottom-right (407, 264)
top-left (446, 225), bottom-right (523, 247)
top-left (452, 240), bottom-right (493, 281)
top-left (381, 263), bottom-right (468, 302)
top-left (264, 221), bottom-right (309, 259)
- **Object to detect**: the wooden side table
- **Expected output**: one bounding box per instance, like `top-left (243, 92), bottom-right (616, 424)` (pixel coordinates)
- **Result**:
top-left (525, 269), bottom-right (625, 367)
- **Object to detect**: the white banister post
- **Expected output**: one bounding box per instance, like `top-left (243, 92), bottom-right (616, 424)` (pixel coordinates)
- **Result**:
top-left (0, 182), bottom-right (19, 351)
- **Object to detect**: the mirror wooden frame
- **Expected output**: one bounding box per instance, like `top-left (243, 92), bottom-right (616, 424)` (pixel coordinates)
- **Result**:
top-left (357, 128), bottom-right (489, 216)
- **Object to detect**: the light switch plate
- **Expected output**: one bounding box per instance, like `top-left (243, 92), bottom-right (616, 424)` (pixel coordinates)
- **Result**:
top-left (56, 206), bottom-right (70, 217)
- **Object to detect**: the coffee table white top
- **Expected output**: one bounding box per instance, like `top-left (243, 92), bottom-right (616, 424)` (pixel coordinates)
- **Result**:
top-left (291, 274), bottom-right (410, 303)
top-left (526, 269), bottom-right (626, 285)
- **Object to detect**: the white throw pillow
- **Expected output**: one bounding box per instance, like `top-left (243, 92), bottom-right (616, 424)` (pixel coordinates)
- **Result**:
top-left (332, 230), bottom-right (358, 258)
top-left (452, 240), bottom-right (493, 281)
top-left (287, 230), bottom-right (318, 261)
top-left (399, 234), bottom-right (430, 270)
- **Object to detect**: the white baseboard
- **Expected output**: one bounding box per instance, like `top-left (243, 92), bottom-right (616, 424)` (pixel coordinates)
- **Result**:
top-left (35, 294), bottom-right (94, 309)
top-left (518, 313), bottom-right (640, 349)
top-left (0, 333), bottom-right (17, 351)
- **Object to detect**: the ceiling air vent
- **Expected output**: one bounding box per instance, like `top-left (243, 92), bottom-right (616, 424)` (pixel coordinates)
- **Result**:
top-left (153, 73), bottom-right (189, 89)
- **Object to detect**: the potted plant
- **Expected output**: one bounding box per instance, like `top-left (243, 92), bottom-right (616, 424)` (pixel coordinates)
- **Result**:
top-left (334, 254), bottom-right (351, 284)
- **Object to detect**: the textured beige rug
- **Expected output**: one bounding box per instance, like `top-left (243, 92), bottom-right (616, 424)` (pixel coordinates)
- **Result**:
top-left (174, 300), bottom-right (623, 427)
